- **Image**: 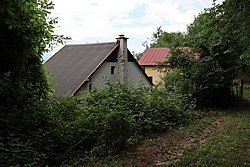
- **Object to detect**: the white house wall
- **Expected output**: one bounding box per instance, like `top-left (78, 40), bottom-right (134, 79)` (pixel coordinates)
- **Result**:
top-left (127, 62), bottom-right (151, 88)
top-left (76, 62), bottom-right (151, 94)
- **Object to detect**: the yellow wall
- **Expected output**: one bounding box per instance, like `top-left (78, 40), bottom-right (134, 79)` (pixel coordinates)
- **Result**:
top-left (144, 66), bottom-right (164, 85)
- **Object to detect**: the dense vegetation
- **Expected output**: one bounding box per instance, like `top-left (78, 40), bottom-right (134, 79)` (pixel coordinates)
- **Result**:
top-left (82, 103), bottom-right (250, 166)
top-left (0, 0), bottom-right (64, 165)
top-left (49, 85), bottom-right (194, 165)
top-left (178, 108), bottom-right (250, 167)
top-left (1, 83), bottom-right (193, 166)
top-left (152, 0), bottom-right (249, 108)
top-left (0, 0), bottom-right (193, 166)
top-left (0, 0), bottom-right (249, 166)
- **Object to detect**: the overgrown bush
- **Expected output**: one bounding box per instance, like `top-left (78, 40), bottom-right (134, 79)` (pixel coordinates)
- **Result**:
top-left (144, 88), bottom-right (194, 131)
top-left (0, 72), bottom-right (53, 166)
top-left (163, 48), bottom-right (236, 109)
top-left (1, 84), bottom-right (193, 166)
top-left (164, 69), bottom-right (195, 96)
top-left (47, 85), bottom-right (192, 163)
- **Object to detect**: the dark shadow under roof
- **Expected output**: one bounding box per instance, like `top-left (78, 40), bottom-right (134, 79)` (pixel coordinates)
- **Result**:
top-left (45, 42), bottom-right (117, 96)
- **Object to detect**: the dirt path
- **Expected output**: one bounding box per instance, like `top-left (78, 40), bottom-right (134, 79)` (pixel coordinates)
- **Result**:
top-left (132, 116), bottom-right (229, 167)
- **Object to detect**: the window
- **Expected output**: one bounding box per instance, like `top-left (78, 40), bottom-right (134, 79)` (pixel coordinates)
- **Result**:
top-left (111, 66), bottom-right (115, 74)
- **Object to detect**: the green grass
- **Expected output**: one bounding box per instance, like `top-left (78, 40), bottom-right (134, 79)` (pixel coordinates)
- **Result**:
top-left (177, 111), bottom-right (250, 167)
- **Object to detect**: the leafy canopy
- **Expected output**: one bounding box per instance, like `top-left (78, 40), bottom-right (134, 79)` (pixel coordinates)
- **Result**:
top-left (154, 0), bottom-right (249, 108)
top-left (0, 0), bottom-right (66, 166)
top-left (151, 26), bottom-right (187, 49)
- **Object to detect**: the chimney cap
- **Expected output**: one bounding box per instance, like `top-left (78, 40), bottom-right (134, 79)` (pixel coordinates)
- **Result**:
top-left (117, 34), bottom-right (129, 39)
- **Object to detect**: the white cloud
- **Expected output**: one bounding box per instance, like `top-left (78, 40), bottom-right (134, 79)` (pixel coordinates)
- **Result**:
top-left (44, 0), bottom-right (224, 60)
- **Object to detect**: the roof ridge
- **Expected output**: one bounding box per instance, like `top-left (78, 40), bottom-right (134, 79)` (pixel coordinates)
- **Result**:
top-left (149, 47), bottom-right (169, 49)
top-left (66, 42), bottom-right (116, 46)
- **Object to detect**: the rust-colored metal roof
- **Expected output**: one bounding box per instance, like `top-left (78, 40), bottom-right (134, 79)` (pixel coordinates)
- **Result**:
top-left (138, 48), bottom-right (170, 66)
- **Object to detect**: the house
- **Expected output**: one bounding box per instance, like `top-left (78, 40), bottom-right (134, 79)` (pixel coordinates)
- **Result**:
top-left (45, 35), bottom-right (152, 96)
top-left (138, 48), bottom-right (169, 85)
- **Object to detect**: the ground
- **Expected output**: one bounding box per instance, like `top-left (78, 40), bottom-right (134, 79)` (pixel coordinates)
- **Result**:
top-left (82, 102), bottom-right (250, 167)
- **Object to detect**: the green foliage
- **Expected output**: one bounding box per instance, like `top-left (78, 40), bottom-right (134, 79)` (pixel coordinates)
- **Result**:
top-left (81, 104), bottom-right (250, 167)
top-left (157, 0), bottom-right (249, 108)
top-left (164, 69), bottom-right (195, 96)
top-left (0, 0), bottom-right (60, 73)
top-left (178, 111), bottom-right (250, 167)
top-left (0, 0), bottom-right (66, 166)
top-left (0, 99), bottom-right (56, 166)
top-left (135, 52), bottom-right (143, 60)
top-left (239, 47), bottom-right (250, 76)
top-left (151, 27), bottom-right (187, 49)
top-left (9, 84), bottom-right (190, 166)
top-left (144, 88), bottom-right (193, 131)
top-left (187, 0), bottom-right (249, 80)
top-left (0, 0), bottom-right (60, 112)
top-left (164, 49), bottom-right (234, 108)
top-left (0, 139), bottom-right (46, 166)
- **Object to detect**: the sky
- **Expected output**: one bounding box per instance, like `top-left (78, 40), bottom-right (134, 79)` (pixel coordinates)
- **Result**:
top-left (43, 0), bottom-right (223, 61)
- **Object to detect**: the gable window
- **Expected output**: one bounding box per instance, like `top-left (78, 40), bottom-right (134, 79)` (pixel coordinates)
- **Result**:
top-left (111, 66), bottom-right (115, 75)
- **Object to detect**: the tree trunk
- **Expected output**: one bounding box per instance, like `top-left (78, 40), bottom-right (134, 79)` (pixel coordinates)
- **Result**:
top-left (240, 79), bottom-right (244, 99)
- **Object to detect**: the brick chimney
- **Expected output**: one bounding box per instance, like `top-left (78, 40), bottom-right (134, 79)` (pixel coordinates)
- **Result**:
top-left (116, 35), bottom-right (128, 85)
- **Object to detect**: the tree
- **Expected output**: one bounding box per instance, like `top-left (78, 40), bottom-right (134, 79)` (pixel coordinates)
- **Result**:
top-left (160, 0), bottom-right (249, 108)
top-left (151, 27), bottom-right (187, 48)
top-left (0, 0), bottom-right (64, 165)
top-left (135, 52), bottom-right (143, 61)
top-left (187, 0), bottom-right (249, 78)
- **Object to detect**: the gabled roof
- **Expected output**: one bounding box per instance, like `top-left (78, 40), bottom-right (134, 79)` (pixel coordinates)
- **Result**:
top-left (138, 48), bottom-right (170, 66)
top-left (45, 42), bottom-right (118, 96)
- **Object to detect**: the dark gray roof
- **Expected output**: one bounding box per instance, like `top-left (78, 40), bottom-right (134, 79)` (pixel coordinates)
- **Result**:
top-left (45, 42), bottom-right (117, 96)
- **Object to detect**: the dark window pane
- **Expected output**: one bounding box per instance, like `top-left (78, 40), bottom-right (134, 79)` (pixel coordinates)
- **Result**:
top-left (111, 66), bottom-right (115, 74)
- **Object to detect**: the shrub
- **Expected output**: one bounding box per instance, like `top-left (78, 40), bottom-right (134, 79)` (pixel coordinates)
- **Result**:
top-left (144, 87), bottom-right (194, 131)
top-left (1, 84), bottom-right (193, 166)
